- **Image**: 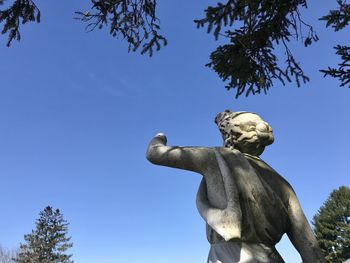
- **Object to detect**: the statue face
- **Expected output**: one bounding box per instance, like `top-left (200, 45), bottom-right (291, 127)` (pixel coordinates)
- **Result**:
top-left (233, 114), bottom-right (271, 135)
top-left (227, 113), bottom-right (273, 156)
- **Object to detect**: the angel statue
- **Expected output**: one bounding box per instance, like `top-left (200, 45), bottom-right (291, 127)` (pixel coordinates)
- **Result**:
top-left (146, 110), bottom-right (325, 263)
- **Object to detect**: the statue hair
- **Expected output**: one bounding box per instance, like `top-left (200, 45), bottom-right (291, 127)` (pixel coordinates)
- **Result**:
top-left (215, 110), bottom-right (274, 150)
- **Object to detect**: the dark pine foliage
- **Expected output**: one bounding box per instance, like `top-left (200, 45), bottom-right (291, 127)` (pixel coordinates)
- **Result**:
top-left (320, 0), bottom-right (350, 31)
top-left (313, 186), bottom-right (350, 263)
top-left (15, 206), bottom-right (73, 263)
top-left (320, 0), bottom-right (350, 88)
top-left (320, 45), bottom-right (350, 87)
top-left (0, 0), bottom-right (40, 46)
top-left (194, 0), bottom-right (318, 98)
top-left (75, 0), bottom-right (167, 56)
top-left (0, 0), bottom-right (349, 97)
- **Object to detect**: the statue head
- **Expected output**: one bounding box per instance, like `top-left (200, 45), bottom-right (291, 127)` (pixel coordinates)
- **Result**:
top-left (215, 110), bottom-right (274, 156)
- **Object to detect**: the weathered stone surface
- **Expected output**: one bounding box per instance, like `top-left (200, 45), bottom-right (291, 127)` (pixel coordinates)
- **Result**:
top-left (146, 110), bottom-right (325, 263)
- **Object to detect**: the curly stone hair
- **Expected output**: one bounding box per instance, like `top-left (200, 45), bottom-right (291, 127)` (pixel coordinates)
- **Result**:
top-left (215, 110), bottom-right (274, 151)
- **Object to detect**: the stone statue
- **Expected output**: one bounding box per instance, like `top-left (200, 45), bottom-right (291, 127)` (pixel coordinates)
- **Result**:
top-left (146, 110), bottom-right (325, 263)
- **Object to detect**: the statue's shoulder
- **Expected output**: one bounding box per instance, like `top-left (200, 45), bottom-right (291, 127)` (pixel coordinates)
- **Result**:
top-left (214, 147), bottom-right (242, 155)
top-left (187, 146), bottom-right (218, 161)
top-left (214, 147), bottom-right (248, 162)
top-left (245, 155), bottom-right (296, 197)
top-left (260, 161), bottom-right (295, 192)
top-left (193, 147), bottom-right (242, 165)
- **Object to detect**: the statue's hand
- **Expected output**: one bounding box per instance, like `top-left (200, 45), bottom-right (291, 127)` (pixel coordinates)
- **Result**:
top-left (146, 133), bottom-right (168, 162)
top-left (154, 133), bottom-right (167, 145)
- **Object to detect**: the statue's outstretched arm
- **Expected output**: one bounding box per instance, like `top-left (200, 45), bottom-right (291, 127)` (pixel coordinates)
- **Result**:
top-left (286, 190), bottom-right (325, 263)
top-left (146, 133), bottom-right (210, 173)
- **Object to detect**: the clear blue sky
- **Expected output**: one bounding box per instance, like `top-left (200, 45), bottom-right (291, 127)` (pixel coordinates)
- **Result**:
top-left (0, 1), bottom-right (349, 262)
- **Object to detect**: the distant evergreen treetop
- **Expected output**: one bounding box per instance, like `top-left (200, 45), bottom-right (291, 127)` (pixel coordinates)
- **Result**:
top-left (15, 206), bottom-right (73, 263)
top-left (313, 186), bottom-right (350, 263)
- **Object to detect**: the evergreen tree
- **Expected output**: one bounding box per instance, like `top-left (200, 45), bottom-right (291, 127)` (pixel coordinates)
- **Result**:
top-left (15, 206), bottom-right (73, 263)
top-left (313, 186), bottom-right (350, 263)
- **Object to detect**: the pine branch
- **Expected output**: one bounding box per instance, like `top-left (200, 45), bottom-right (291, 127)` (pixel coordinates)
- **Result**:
top-left (75, 0), bottom-right (167, 56)
top-left (0, 0), bottom-right (40, 46)
top-left (194, 0), bottom-right (317, 98)
top-left (320, 1), bottom-right (350, 88)
top-left (320, 0), bottom-right (350, 31)
top-left (320, 45), bottom-right (350, 87)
